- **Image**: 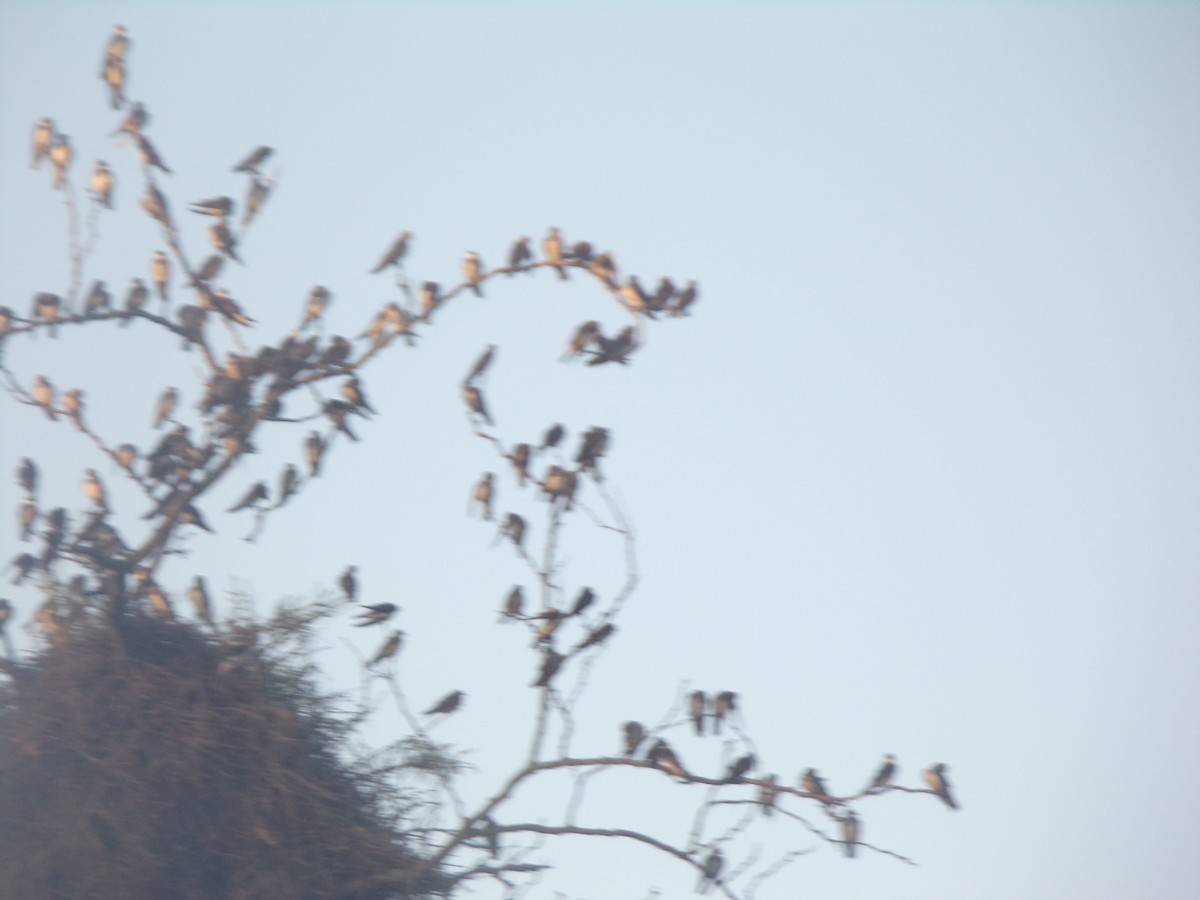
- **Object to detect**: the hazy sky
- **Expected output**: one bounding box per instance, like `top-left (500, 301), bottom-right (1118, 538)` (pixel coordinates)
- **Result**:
top-left (2, 2), bottom-right (1199, 898)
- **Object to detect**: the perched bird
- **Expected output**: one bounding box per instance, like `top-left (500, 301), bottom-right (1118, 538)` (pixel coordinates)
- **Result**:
top-left (620, 276), bottom-right (653, 317)
top-left (672, 280), bottom-right (699, 316)
top-left (150, 251), bottom-right (170, 303)
top-left (867, 754), bottom-right (897, 792)
top-left (533, 648), bottom-right (566, 688)
top-left (924, 763), bottom-right (958, 810)
top-left (696, 849), bottom-right (723, 895)
top-left (110, 101), bottom-right (148, 137)
top-left (758, 774), bottom-right (780, 817)
top-left (304, 431), bottom-right (326, 476)
top-left (574, 622), bottom-right (615, 651)
top-left (178, 304), bottom-right (206, 349)
top-left (622, 721), bottom-right (646, 756)
top-left (724, 753), bottom-right (756, 784)
top-left (562, 320), bottom-right (600, 361)
top-left (241, 177), bottom-right (271, 227)
top-left (191, 254), bottom-right (224, 286)
top-left (532, 609), bottom-right (562, 645)
top-left (462, 383), bottom-right (493, 425)
top-left (319, 335), bottom-right (352, 369)
top-left (102, 56), bottom-right (126, 108)
top-left (141, 182), bottom-right (174, 232)
top-left (49, 133), bottom-right (73, 189)
top-left (90, 161), bottom-right (115, 208)
top-left (507, 236), bottom-right (532, 274)
top-left (648, 739), bottom-right (688, 779)
top-left (275, 464), bottom-right (299, 508)
top-left (369, 629), bottom-right (404, 666)
top-left (227, 481), bottom-right (268, 513)
top-left (498, 512), bottom-right (526, 548)
top-left (154, 386), bottom-right (178, 429)
top-left (121, 278), bottom-right (149, 326)
top-left (102, 24), bottom-right (131, 66)
top-left (33, 292), bottom-right (62, 337)
top-left (499, 585), bottom-right (524, 621)
top-left (540, 423), bottom-right (565, 450)
top-left (424, 690), bottom-right (464, 716)
top-left (576, 425), bottom-right (610, 473)
top-left (801, 768), bottom-right (831, 804)
top-left (841, 810), bottom-right (860, 858)
top-left (114, 443), bottom-right (138, 471)
top-left (713, 690), bottom-right (737, 735)
top-left (338, 565), bottom-right (357, 602)
top-left (508, 443), bottom-right (531, 486)
top-left (464, 344), bottom-right (495, 383)
top-left (209, 220), bottom-right (242, 262)
top-left (84, 280), bottom-right (111, 315)
top-left (297, 285), bottom-right (331, 331)
top-left (472, 472), bottom-right (494, 521)
top-left (190, 195), bottom-right (234, 217)
top-left (568, 587), bottom-right (595, 617)
top-left (10, 553), bottom-right (40, 585)
top-left (651, 276), bottom-right (676, 312)
top-left (17, 458), bottom-right (38, 495)
top-left (135, 134), bottom-right (171, 173)
top-left (323, 400), bottom-right (359, 441)
top-left (207, 288), bottom-right (253, 326)
top-left (689, 690), bottom-right (707, 736)
top-left (233, 145), bottom-right (273, 174)
top-left (62, 388), bottom-right (85, 431)
top-left (355, 602), bottom-right (399, 627)
top-left (370, 230), bottom-right (412, 273)
top-left (82, 469), bottom-right (107, 509)
top-left (568, 240), bottom-right (593, 263)
top-left (341, 377), bottom-right (375, 416)
top-left (543, 226), bottom-right (568, 279)
top-left (18, 497), bottom-right (37, 542)
top-left (462, 251), bottom-right (484, 297)
top-left (587, 325), bottom-right (637, 366)
top-left (417, 281), bottom-right (441, 322)
top-left (31, 117), bottom-right (54, 168)
top-left (33, 375), bottom-right (57, 420)
top-left (146, 581), bottom-right (175, 619)
top-left (189, 575), bottom-right (214, 627)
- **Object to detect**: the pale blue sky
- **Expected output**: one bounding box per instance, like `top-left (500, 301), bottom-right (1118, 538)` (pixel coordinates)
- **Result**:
top-left (2, 2), bottom-right (1199, 898)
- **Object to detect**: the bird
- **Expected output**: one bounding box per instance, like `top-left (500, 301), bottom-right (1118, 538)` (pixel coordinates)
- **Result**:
top-left (207, 288), bottom-right (254, 326)
top-left (574, 622), bottom-right (615, 651)
top-left (462, 251), bottom-right (484, 297)
top-left (32, 292), bottom-right (62, 337)
top-left (801, 768), bottom-right (831, 804)
top-left (33, 376), bottom-right (56, 420)
top-left (141, 182), bottom-right (174, 232)
top-left (84, 280), bottom-right (111, 315)
top-left (338, 565), bottom-right (357, 602)
top-left (758, 774), bottom-right (780, 817)
top-left (275, 464), bottom-right (299, 508)
top-left (323, 400), bottom-right (359, 441)
top-left (586, 326), bottom-right (637, 366)
top-left (114, 443), bottom-right (138, 471)
top-left (17, 458), bottom-right (38, 495)
top-left (102, 56), bottom-right (126, 108)
top-left (648, 739), bottom-right (688, 779)
top-left (305, 431), bottom-right (326, 476)
top-left (121, 278), bottom-right (149, 326)
top-left (10, 553), bottom-right (40, 585)
top-left (150, 251), bottom-right (170, 303)
top-left (153, 387), bottom-right (178, 429)
top-left (227, 481), bottom-right (268, 513)
top-left (190, 195), bottom-right (234, 217)
top-left (18, 498), bottom-right (37, 542)
top-left (568, 239), bottom-right (593, 264)
top-left (190, 254), bottom-right (225, 287)
top-left (543, 227), bottom-right (568, 279)
top-left (135, 134), bottom-right (172, 173)
top-left (724, 753), bottom-right (756, 784)
top-left (462, 383), bottom-right (493, 425)
top-left (423, 690), bottom-right (464, 716)
top-left (568, 587), bottom-right (595, 617)
top-left (651, 276), bottom-right (676, 312)
top-left (242, 177), bottom-right (271, 227)
top-left (355, 603), bottom-right (399, 627)
top-left (533, 648), bottom-right (566, 688)
top-left (102, 24), bottom-right (131, 66)
top-left (620, 276), bottom-right (653, 317)
top-left (233, 145), bottom-right (273, 174)
top-left (713, 691), bottom-right (737, 735)
top-left (499, 585), bottom-right (524, 621)
top-left (696, 848), bottom-right (723, 895)
top-left (370, 230), bottom-right (412, 273)
top-left (507, 236), bottom-right (532, 273)
top-left (540, 423), bottom-right (565, 451)
top-left (576, 425), bottom-right (610, 473)
top-left (417, 281), bottom-right (441, 322)
top-left (622, 721), bottom-right (646, 756)
top-left (82, 469), bottom-right (107, 509)
top-left (341, 377), bottom-right (375, 416)
top-left (841, 810), bottom-right (860, 858)
top-left (924, 763), bottom-right (958, 810)
top-left (110, 101), bottom-right (148, 137)
top-left (508, 443), bottom-right (531, 486)
top-left (464, 344), bottom-right (495, 383)
top-left (867, 754), bottom-right (897, 792)
top-left (209, 221), bottom-right (242, 262)
top-left (689, 690), bottom-right (706, 736)
top-left (562, 320), bottom-right (600, 361)
top-left (189, 575), bottom-right (214, 627)
top-left (49, 133), bottom-right (73, 188)
top-left (32, 117), bottom-right (54, 168)
top-left (472, 472), bottom-right (494, 521)
top-left (498, 512), bottom-right (526, 548)
top-left (532, 609), bottom-right (562, 645)
top-left (90, 161), bottom-right (115, 208)
top-left (62, 388), bottom-right (85, 430)
top-left (672, 280), bottom-right (699, 316)
top-left (369, 629), bottom-right (404, 666)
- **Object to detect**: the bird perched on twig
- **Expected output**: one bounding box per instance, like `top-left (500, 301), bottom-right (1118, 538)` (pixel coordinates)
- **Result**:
top-left (924, 762), bottom-right (958, 810)
top-left (689, 690), bottom-right (706, 736)
top-left (472, 472), bottom-right (494, 521)
top-left (622, 721), bottom-right (646, 756)
top-left (498, 585), bottom-right (524, 622)
top-left (90, 161), bottom-right (115, 208)
top-left (462, 251), bottom-right (484, 297)
top-left (233, 145), bottom-right (273, 174)
top-left (801, 767), bottom-right (832, 804)
top-left (135, 134), bottom-right (172, 174)
top-left (648, 739), bottom-right (688, 780)
top-left (696, 849), bottom-right (723, 895)
top-left (840, 810), bottom-right (860, 858)
top-left (867, 754), bottom-right (897, 792)
top-left (713, 690), bottom-right (737, 735)
top-left (189, 576), bottom-right (214, 627)
top-left (227, 481), bottom-right (268, 513)
top-left (338, 565), bottom-right (357, 602)
top-left (370, 230), bottom-right (411, 273)
top-left (464, 344), bottom-right (495, 384)
top-left (369, 629), bottom-right (404, 666)
top-left (724, 753), bottom-right (756, 784)
top-left (462, 383), bottom-right (493, 425)
top-left (507, 236), bottom-right (532, 274)
top-left (543, 226), bottom-right (568, 279)
top-left (424, 690), bottom-right (464, 716)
